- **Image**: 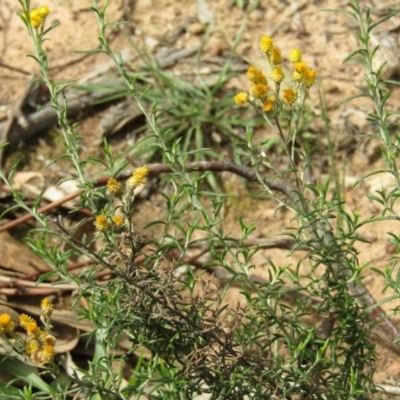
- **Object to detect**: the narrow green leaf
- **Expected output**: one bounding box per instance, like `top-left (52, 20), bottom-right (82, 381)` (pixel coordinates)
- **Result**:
top-left (0, 357), bottom-right (54, 394)
top-left (330, 92), bottom-right (369, 109)
top-left (352, 169), bottom-right (390, 189)
top-left (369, 10), bottom-right (400, 32)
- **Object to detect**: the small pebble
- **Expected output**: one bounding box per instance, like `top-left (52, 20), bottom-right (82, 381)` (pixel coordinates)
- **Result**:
top-left (187, 22), bottom-right (205, 35)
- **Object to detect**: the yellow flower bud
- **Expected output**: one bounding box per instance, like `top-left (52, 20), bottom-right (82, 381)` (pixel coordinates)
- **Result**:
top-left (94, 215), bottom-right (110, 231)
top-left (290, 49), bottom-right (302, 63)
top-left (262, 99), bottom-right (274, 113)
top-left (269, 47), bottom-right (282, 65)
top-left (260, 36), bottom-right (274, 55)
top-left (41, 298), bottom-right (53, 317)
top-left (30, 9), bottom-right (43, 28)
top-left (0, 313), bottom-right (15, 335)
top-left (247, 66), bottom-right (267, 85)
top-left (39, 6), bottom-right (50, 18)
top-left (126, 166), bottom-right (149, 190)
top-left (303, 68), bottom-right (317, 88)
top-left (113, 214), bottom-right (124, 226)
top-left (283, 87), bottom-right (298, 105)
top-left (19, 314), bottom-right (36, 329)
top-left (26, 322), bottom-right (40, 337)
top-left (234, 92), bottom-right (249, 105)
top-left (41, 343), bottom-right (55, 363)
top-left (107, 178), bottom-right (123, 197)
top-left (43, 334), bottom-right (56, 346)
top-left (250, 84), bottom-right (269, 100)
top-left (271, 66), bottom-right (285, 84)
top-left (25, 340), bottom-right (40, 356)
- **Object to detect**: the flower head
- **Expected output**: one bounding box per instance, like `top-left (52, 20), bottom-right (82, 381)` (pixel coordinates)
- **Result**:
top-left (27, 341), bottom-right (55, 365)
top-left (25, 340), bottom-right (40, 356)
top-left (41, 343), bottom-right (55, 363)
top-left (293, 61), bottom-right (309, 82)
top-left (283, 87), bottom-right (298, 105)
top-left (234, 92), bottom-right (249, 105)
top-left (126, 166), bottom-right (149, 190)
top-left (290, 49), bottom-right (302, 63)
top-left (107, 178), bottom-right (123, 197)
top-left (26, 322), bottom-right (40, 338)
top-left (246, 66), bottom-right (268, 85)
top-left (303, 68), bottom-right (317, 88)
top-left (292, 61), bottom-right (317, 88)
top-left (260, 36), bottom-right (274, 55)
top-left (113, 213), bottom-right (124, 226)
top-left (94, 215), bottom-right (110, 231)
top-left (19, 314), bottom-right (36, 329)
top-left (29, 9), bottom-right (43, 28)
top-left (262, 100), bottom-right (273, 113)
top-left (29, 6), bottom-right (50, 28)
top-left (41, 298), bottom-right (53, 317)
top-left (43, 334), bottom-right (56, 346)
top-left (19, 309), bottom-right (56, 365)
top-left (0, 313), bottom-right (15, 335)
top-left (262, 95), bottom-right (276, 113)
top-left (250, 84), bottom-right (269, 100)
top-left (39, 6), bottom-right (50, 18)
top-left (271, 66), bottom-right (285, 84)
top-left (269, 47), bottom-right (282, 65)
top-left (294, 61), bottom-right (309, 73)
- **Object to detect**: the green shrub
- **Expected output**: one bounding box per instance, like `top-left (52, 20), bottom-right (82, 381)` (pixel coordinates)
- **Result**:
top-left (0, 1), bottom-right (399, 398)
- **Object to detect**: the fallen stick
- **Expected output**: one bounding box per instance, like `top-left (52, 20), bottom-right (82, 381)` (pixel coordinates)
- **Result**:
top-left (0, 46), bottom-right (200, 146)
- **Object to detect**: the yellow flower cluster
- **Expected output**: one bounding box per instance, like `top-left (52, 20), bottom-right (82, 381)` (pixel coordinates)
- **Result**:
top-left (126, 166), bottom-right (150, 191)
top-left (259, 36), bottom-right (283, 71)
top-left (292, 60), bottom-right (317, 88)
top-left (18, 298), bottom-right (56, 365)
top-left (95, 166), bottom-right (150, 232)
top-left (0, 298), bottom-right (56, 366)
top-left (234, 36), bottom-right (317, 111)
top-left (234, 64), bottom-right (277, 112)
top-left (247, 65), bottom-right (268, 85)
top-left (29, 6), bottom-right (50, 28)
top-left (234, 64), bottom-right (276, 111)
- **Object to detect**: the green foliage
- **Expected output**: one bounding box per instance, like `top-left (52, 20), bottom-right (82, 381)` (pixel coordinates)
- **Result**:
top-left (2, 0), bottom-right (400, 399)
